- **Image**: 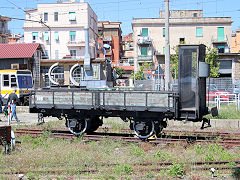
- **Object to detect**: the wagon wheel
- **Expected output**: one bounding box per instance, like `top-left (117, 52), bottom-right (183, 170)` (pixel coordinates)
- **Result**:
top-left (133, 120), bottom-right (155, 139)
top-left (86, 116), bottom-right (102, 133)
top-left (67, 117), bottom-right (88, 136)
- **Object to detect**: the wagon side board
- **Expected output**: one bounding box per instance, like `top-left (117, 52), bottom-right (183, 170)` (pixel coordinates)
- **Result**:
top-left (30, 90), bottom-right (176, 116)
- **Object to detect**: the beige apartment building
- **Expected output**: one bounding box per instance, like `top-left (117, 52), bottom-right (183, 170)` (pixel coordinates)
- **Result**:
top-left (23, 0), bottom-right (98, 60)
top-left (0, 15), bottom-right (11, 43)
top-left (132, 10), bottom-right (232, 72)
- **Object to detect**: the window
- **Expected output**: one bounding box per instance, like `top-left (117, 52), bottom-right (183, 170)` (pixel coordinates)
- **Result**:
top-left (70, 31), bottom-right (76, 42)
top-left (69, 65), bottom-right (84, 84)
top-left (44, 13), bottom-right (48, 21)
top-left (69, 12), bottom-right (76, 21)
top-left (163, 47), bottom-right (165, 54)
top-left (218, 27), bottom-right (224, 41)
top-left (93, 64), bottom-right (100, 80)
top-left (54, 12), bottom-right (58, 21)
top-left (32, 32), bottom-right (38, 41)
top-left (3, 74), bottom-right (9, 87)
top-left (11, 75), bottom-right (17, 88)
top-left (141, 47), bottom-right (148, 56)
top-left (55, 32), bottom-right (59, 41)
top-left (193, 13), bottom-right (197, 17)
top-left (217, 46), bottom-right (225, 53)
top-left (70, 50), bottom-right (77, 57)
top-left (163, 28), bottom-right (165, 37)
top-left (180, 38), bottom-right (185, 44)
top-left (44, 32), bottom-right (49, 41)
top-left (55, 50), bottom-right (59, 59)
top-left (142, 28), bottom-right (148, 37)
top-left (196, 27), bottom-right (203, 37)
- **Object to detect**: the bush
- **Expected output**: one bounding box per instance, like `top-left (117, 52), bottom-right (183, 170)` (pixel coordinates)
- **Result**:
top-left (232, 167), bottom-right (240, 179)
top-left (131, 146), bottom-right (144, 156)
top-left (204, 154), bottom-right (215, 162)
top-left (168, 162), bottom-right (185, 177)
top-left (114, 164), bottom-right (133, 175)
top-left (154, 151), bottom-right (171, 161)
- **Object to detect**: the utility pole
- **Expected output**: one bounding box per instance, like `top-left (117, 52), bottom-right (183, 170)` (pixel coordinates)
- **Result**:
top-left (164, 0), bottom-right (170, 91)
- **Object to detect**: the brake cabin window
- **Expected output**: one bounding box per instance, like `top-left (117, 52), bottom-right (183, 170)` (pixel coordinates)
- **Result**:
top-left (3, 74), bottom-right (9, 87)
top-left (11, 75), bottom-right (17, 87)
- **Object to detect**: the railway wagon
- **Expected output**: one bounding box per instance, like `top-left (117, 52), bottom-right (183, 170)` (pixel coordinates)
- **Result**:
top-left (29, 45), bottom-right (217, 139)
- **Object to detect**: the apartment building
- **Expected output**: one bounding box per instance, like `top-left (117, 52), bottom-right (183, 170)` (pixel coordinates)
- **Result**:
top-left (23, 0), bottom-right (98, 60)
top-left (132, 10), bottom-right (232, 74)
top-left (97, 21), bottom-right (122, 66)
top-left (232, 29), bottom-right (240, 53)
top-left (0, 15), bottom-right (11, 43)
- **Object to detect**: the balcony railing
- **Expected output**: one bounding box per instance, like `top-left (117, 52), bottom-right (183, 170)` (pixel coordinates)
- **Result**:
top-left (137, 36), bottom-right (152, 44)
top-left (66, 41), bottom-right (85, 47)
top-left (137, 55), bottom-right (153, 61)
top-left (211, 35), bottom-right (229, 43)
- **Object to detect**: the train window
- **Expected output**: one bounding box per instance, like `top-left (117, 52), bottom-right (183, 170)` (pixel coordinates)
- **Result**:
top-left (3, 74), bottom-right (9, 87)
top-left (11, 75), bottom-right (17, 87)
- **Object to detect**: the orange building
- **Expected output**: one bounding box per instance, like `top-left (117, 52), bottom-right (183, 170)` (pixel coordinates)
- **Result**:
top-left (97, 21), bottom-right (122, 66)
top-left (232, 29), bottom-right (240, 53)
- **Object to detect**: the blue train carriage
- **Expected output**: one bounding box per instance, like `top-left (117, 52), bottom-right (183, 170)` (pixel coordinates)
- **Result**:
top-left (29, 45), bottom-right (218, 139)
top-left (0, 69), bottom-right (34, 105)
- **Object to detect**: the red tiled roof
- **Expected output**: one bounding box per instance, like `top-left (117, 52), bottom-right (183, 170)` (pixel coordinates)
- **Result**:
top-left (0, 43), bottom-right (40, 59)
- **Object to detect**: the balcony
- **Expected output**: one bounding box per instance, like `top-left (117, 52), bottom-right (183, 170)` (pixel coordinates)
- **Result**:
top-left (137, 55), bottom-right (153, 62)
top-left (66, 41), bottom-right (85, 47)
top-left (137, 36), bottom-right (152, 45)
top-left (211, 36), bottom-right (228, 44)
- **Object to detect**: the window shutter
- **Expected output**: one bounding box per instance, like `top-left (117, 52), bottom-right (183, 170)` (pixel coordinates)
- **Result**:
top-left (142, 28), bottom-right (148, 37)
top-left (218, 27), bottom-right (224, 41)
top-left (141, 47), bottom-right (148, 56)
top-left (32, 32), bottom-right (38, 36)
top-left (44, 32), bottom-right (49, 40)
top-left (70, 31), bottom-right (76, 36)
top-left (196, 27), bottom-right (203, 37)
top-left (55, 32), bottom-right (59, 40)
top-left (69, 12), bottom-right (76, 21)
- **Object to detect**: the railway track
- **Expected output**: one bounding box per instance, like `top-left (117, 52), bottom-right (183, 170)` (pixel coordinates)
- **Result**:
top-left (14, 128), bottom-right (240, 147)
top-left (1, 160), bottom-right (240, 176)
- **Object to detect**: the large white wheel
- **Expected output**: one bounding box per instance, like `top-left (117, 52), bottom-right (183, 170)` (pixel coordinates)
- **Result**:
top-left (67, 118), bottom-right (88, 136)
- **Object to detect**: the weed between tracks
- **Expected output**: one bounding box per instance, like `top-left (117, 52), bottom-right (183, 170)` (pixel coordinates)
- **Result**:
top-left (1, 119), bottom-right (240, 179)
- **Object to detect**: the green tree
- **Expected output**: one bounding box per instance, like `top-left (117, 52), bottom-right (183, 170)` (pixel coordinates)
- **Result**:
top-left (170, 46), bottom-right (219, 78)
top-left (114, 67), bottom-right (125, 79)
top-left (205, 47), bottom-right (220, 78)
top-left (131, 62), bottom-right (151, 80)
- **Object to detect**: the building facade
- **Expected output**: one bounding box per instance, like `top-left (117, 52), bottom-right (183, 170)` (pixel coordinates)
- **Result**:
top-left (97, 21), bottom-right (122, 66)
top-left (0, 15), bottom-right (11, 43)
top-left (23, 0), bottom-right (98, 60)
top-left (132, 10), bottom-right (232, 75)
top-left (232, 29), bottom-right (240, 53)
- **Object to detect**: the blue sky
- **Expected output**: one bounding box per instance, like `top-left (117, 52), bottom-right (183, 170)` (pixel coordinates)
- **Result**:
top-left (1, 0), bottom-right (240, 35)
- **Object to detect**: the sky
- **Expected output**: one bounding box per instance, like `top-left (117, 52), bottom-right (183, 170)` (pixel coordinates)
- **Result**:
top-left (1, 0), bottom-right (240, 35)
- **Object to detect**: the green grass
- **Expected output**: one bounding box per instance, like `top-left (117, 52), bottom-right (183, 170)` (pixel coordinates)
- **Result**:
top-left (1, 119), bottom-right (240, 179)
top-left (205, 105), bottom-right (240, 119)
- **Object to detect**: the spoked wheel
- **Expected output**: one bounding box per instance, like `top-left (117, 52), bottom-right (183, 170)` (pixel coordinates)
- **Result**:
top-left (133, 120), bottom-right (155, 139)
top-left (67, 118), bottom-right (88, 136)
